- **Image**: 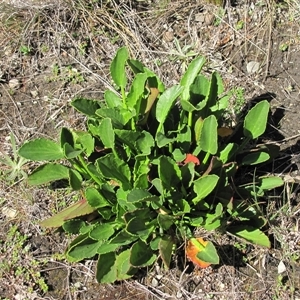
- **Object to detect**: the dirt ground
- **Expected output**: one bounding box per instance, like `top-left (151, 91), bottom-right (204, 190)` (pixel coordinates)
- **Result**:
top-left (0, 0), bottom-right (300, 299)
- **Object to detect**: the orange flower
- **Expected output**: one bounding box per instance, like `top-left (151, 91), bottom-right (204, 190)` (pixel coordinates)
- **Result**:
top-left (186, 238), bottom-right (211, 268)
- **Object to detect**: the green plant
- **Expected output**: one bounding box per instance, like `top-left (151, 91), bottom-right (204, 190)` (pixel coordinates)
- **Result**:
top-left (19, 47), bottom-right (283, 283)
top-left (48, 64), bottom-right (84, 84)
top-left (169, 38), bottom-right (198, 73)
top-left (19, 45), bottom-right (31, 55)
top-left (0, 225), bottom-right (48, 293)
top-left (0, 133), bottom-right (28, 182)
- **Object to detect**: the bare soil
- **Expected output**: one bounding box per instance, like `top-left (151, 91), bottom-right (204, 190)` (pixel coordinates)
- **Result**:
top-left (0, 1), bottom-right (300, 299)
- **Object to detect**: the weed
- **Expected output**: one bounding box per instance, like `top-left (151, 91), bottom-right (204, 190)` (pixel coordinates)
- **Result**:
top-left (19, 47), bottom-right (283, 283)
top-left (0, 225), bottom-right (48, 294)
top-left (0, 133), bottom-right (28, 182)
top-left (19, 45), bottom-right (31, 55)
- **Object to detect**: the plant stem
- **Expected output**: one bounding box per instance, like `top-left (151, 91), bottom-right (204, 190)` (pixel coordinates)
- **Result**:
top-left (202, 152), bottom-right (210, 165)
top-left (188, 111), bottom-right (193, 127)
top-left (77, 155), bottom-right (103, 186)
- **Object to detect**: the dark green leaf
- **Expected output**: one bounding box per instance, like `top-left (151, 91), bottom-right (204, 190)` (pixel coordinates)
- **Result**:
top-left (110, 47), bottom-right (128, 89)
top-left (196, 241), bottom-right (219, 264)
top-left (99, 118), bottom-right (115, 149)
top-left (159, 235), bottom-right (174, 268)
top-left (96, 252), bottom-right (117, 283)
top-left (180, 56), bottom-right (206, 102)
top-left (193, 174), bottom-right (219, 204)
top-left (63, 143), bottom-right (83, 159)
top-left (89, 223), bottom-right (115, 241)
top-left (69, 169), bottom-right (82, 190)
top-left (60, 127), bottom-right (74, 148)
top-left (244, 100), bottom-right (270, 139)
top-left (28, 163), bottom-right (69, 185)
top-left (158, 156), bottom-right (181, 190)
top-left (19, 138), bottom-right (64, 161)
top-left (85, 187), bottom-right (110, 208)
top-left (242, 152), bottom-right (270, 165)
top-left (156, 85), bottom-right (182, 124)
top-left (200, 115), bottom-right (218, 155)
top-left (130, 240), bottom-right (157, 267)
top-left (228, 225), bottom-right (270, 248)
top-left (104, 90), bottom-right (122, 108)
top-left (71, 98), bottom-right (100, 117)
top-left (96, 154), bottom-right (131, 190)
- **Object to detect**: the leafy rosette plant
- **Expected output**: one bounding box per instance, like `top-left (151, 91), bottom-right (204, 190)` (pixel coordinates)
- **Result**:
top-left (19, 47), bottom-right (283, 282)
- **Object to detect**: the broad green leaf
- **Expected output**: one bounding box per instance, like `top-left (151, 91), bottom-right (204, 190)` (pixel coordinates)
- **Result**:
top-left (109, 230), bottom-right (138, 245)
top-left (228, 225), bottom-right (270, 248)
top-left (130, 240), bottom-right (157, 267)
top-left (96, 154), bottom-right (131, 190)
top-left (193, 174), bottom-right (219, 204)
top-left (60, 127), bottom-right (74, 148)
top-left (135, 131), bottom-right (154, 155)
top-left (156, 132), bottom-right (175, 148)
top-left (85, 187), bottom-right (110, 208)
top-left (180, 56), bottom-right (206, 102)
top-left (126, 72), bottom-right (149, 109)
top-left (99, 118), bottom-right (115, 149)
top-left (151, 178), bottom-right (164, 195)
top-left (40, 198), bottom-right (95, 227)
top-left (96, 252), bottom-right (117, 283)
top-left (156, 85), bottom-right (182, 124)
top-left (96, 107), bottom-right (133, 127)
top-left (172, 148), bottom-right (186, 162)
top-left (19, 138), bottom-right (64, 161)
top-left (157, 214), bottom-right (174, 230)
top-left (110, 46), bottom-right (128, 89)
top-left (196, 240), bottom-right (219, 264)
top-left (62, 219), bottom-right (86, 234)
top-left (180, 99), bottom-right (197, 112)
top-left (63, 143), bottom-right (83, 159)
top-left (97, 243), bottom-right (120, 255)
top-left (89, 223), bottom-right (115, 241)
top-left (219, 143), bottom-right (238, 163)
top-left (194, 117), bottom-right (204, 142)
top-left (115, 129), bottom-right (141, 151)
top-left (190, 74), bottom-right (210, 99)
top-left (69, 169), bottom-right (82, 190)
top-left (71, 98), bottom-right (101, 117)
top-left (75, 131), bottom-right (94, 157)
top-left (126, 217), bottom-right (154, 241)
top-left (127, 189), bottom-right (158, 203)
top-left (244, 100), bottom-right (270, 139)
top-left (158, 156), bottom-right (181, 190)
top-left (104, 90), bottom-right (122, 108)
top-left (28, 163), bottom-right (69, 185)
top-left (67, 237), bottom-right (101, 262)
top-left (200, 115), bottom-right (218, 155)
top-left (242, 152), bottom-right (270, 165)
top-left (159, 235), bottom-right (174, 268)
top-left (259, 176), bottom-right (283, 190)
top-left (127, 58), bottom-right (145, 73)
top-left (116, 249), bottom-right (136, 280)
top-left (204, 72), bottom-right (219, 113)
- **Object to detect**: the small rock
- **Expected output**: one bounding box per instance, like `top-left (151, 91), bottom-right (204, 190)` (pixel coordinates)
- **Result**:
top-left (278, 260), bottom-right (286, 274)
top-left (246, 61), bottom-right (260, 74)
top-left (30, 90), bottom-right (38, 98)
top-left (9, 78), bottom-right (21, 89)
